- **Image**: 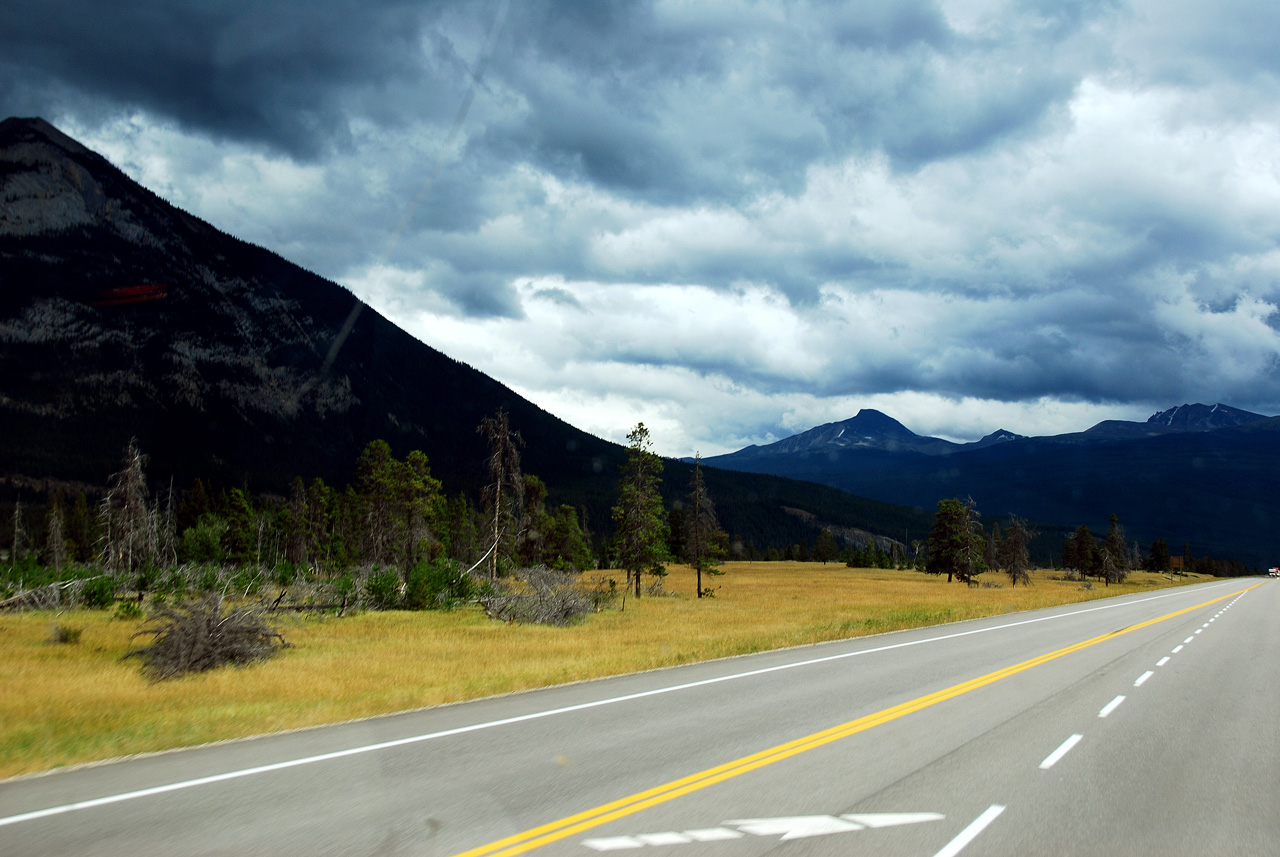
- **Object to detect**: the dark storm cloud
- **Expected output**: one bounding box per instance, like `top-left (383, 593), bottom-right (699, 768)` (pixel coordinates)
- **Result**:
top-left (8, 0), bottom-right (1280, 452)
top-left (0, 0), bottom-right (453, 156)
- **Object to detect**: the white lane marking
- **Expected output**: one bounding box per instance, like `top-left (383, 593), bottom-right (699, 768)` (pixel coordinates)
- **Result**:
top-left (1195, 629), bottom-right (1203, 635)
top-left (1134, 671), bottom-right (1154, 687)
top-left (1157, 657), bottom-right (1170, 666)
top-left (1040, 734), bottom-right (1083, 769)
top-left (1184, 637), bottom-right (1195, 643)
top-left (933, 805), bottom-right (1006, 857)
top-left (1172, 645), bottom-right (1183, 653)
top-left (1099, 696), bottom-right (1126, 718)
top-left (0, 582), bottom-right (1241, 829)
top-left (1202, 623), bottom-right (1210, 628)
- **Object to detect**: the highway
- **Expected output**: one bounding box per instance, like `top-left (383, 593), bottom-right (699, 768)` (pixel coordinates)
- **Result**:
top-left (2, 577), bottom-right (1275, 856)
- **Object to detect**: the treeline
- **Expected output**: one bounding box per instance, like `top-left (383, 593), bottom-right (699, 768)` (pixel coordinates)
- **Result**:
top-left (920, 498), bottom-right (1258, 586)
top-left (2, 432), bottom-right (595, 611)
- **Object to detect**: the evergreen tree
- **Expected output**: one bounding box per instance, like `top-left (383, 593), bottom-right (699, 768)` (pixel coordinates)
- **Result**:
top-left (1146, 538), bottom-right (1172, 573)
top-left (611, 423), bottom-right (668, 597)
top-left (66, 492), bottom-right (95, 563)
top-left (813, 528), bottom-right (839, 565)
top-left (1063, 525), bottom-right (1099, 578)
top-left (685, 455), bottom-right (726, 597)
top-left (925, 497), bottom-right (985, 583)
top-left (1102, 514), bottom-right (1128, 585)
top-left (1000, 516), bottom-right (1035, 587)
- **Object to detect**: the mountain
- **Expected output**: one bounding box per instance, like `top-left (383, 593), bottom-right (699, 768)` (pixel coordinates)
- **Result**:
top-left (0, 117), bottom-right (933, 550)
top-left (717, 409), bottom-right (1025, 464)
top-left (705, 405), bottom-right (1280, 566)
top-left (728, 409), bottom-right (956, 458)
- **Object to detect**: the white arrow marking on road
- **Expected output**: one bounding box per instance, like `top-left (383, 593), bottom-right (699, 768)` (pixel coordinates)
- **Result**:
top-left (844, 812), bottom-right (946, 828)
top-left (582, 813), bottom-right (944, 849)
top-left (725, 816), bottom-right (864, 840)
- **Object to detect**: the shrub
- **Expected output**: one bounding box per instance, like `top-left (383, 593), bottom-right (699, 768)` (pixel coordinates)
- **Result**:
top-left (48, 623), bottom-right (82, 644)
top-left (178, 517), bottom-right (228, 564)
top-left (114, 599), bottom-right (145, 620)
top-left (80, 576), bottom-right (117, 609)
top-left (405, 559), bottom-right (474, 610)
top-left (363, 569), bottom-right (402, 610)
top-left (123, 595), bottom-right (289, 680)
top-left (196, 567), bottom-right (221, 593)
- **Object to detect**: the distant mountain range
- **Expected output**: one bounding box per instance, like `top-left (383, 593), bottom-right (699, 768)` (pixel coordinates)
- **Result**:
top-left (0, 117), bottom-right (932, 551)
top-left (704, 405), bottom-right (1280, 565)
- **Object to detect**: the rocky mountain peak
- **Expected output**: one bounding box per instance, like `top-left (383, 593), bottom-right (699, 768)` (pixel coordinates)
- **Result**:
top-left (1145, 403), bottom-right (1265, 430)
top-left (0, 115), bottom-right (188, 252)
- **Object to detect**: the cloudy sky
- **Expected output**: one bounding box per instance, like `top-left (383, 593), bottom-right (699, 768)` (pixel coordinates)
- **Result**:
top-left (5, 0), bottom-right (1280, 455)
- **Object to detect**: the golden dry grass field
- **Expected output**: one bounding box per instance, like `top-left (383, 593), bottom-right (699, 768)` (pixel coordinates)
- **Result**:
top-left (0, 563), bottom-right (1200, 780)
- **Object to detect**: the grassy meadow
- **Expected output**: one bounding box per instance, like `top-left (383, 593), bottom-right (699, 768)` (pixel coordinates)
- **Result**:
top-left (0, 563), bottom-right (1202, 780)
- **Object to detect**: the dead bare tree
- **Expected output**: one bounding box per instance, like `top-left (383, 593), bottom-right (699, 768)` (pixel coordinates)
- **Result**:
top-left (478, 409), bottom-right (524, 581)
top-left (479, 567), bottom-right (601, 626)
top-left (45, 494), bottom-right (66, 573)
top-left (10, 500), bottom-right (27, 571)
top-left (123, 594), bottom-right (289, 680)
top-left (99, 438), bottom-right (158, 574)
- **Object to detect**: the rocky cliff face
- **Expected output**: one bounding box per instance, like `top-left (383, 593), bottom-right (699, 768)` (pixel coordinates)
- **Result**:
top-left (0, 117), bottom-right (610, 492)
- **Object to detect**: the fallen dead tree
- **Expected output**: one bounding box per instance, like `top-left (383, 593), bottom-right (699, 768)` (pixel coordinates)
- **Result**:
top-left (122, 594), bottom-right (289, 680)
top-left (479, 567), bottom-right (612, 626)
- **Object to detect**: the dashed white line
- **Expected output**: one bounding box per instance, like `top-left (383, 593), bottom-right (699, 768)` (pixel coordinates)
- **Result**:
top-left (1157, 657), bottom-right (1170, 666)
top-left (1134, 671), bottom-right (1154, 687)
top-left (1099, 696), bottom-right (1126, 718)
top-left (933, 805), bottom-right (1006, 857)
top-left (1172, 645), bottom-right (1183, 653)
top-left (1195, 629), bottom-right (1203, 635)
top-left (1040, 734), bottom-right (1084, 769)
top-left (1184, 637), bottom-right (1195, 643)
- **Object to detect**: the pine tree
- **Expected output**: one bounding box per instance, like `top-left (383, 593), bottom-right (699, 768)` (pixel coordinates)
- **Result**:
top-left (685, 455), bottom-right (726, 597)
top-left (611, 423), bottom-right (668, 598)
top-left (813, 528), bottom-right (839, 565)
top-left (1000, 516), bottom-right (1035, 587)
top-left (925, 497), bottom-right (985, 584)
top-left (1103, 514), bottom-right (1128, 585)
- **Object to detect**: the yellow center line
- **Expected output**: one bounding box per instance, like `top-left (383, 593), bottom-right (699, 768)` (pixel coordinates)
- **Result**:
top-left (454, 584), bottom-right (1259, 857)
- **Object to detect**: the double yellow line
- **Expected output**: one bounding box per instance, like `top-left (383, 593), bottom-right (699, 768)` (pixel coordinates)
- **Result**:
top-left (454, 585), bottom-right (1257, 857)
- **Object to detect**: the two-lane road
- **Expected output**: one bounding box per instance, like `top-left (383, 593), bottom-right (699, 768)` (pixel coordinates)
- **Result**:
top-left (2, 578), bottom-right (1273, 856)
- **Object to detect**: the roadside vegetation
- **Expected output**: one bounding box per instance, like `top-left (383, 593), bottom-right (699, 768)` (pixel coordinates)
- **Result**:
top-left (0, 561), bottom-right (1205, 780)
top-left (0, 413), bottom-right (1253, 779)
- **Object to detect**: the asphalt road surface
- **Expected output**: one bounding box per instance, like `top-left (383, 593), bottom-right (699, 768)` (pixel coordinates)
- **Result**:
top-left (3, 577), bottom-right (1276, 857)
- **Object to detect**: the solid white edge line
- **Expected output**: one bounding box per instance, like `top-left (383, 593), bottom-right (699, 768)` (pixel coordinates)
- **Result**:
top-left (1134, 671), bottom-right (1154, 687)
top-left (933, 805), bottom-right (1006, 857)
top-left (0, 582), bottom-right (1242, 829)
top-left (1039, 734), bottom-right (1083, 769)
top-left (1099, 695), bottom-right (1126, 718)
